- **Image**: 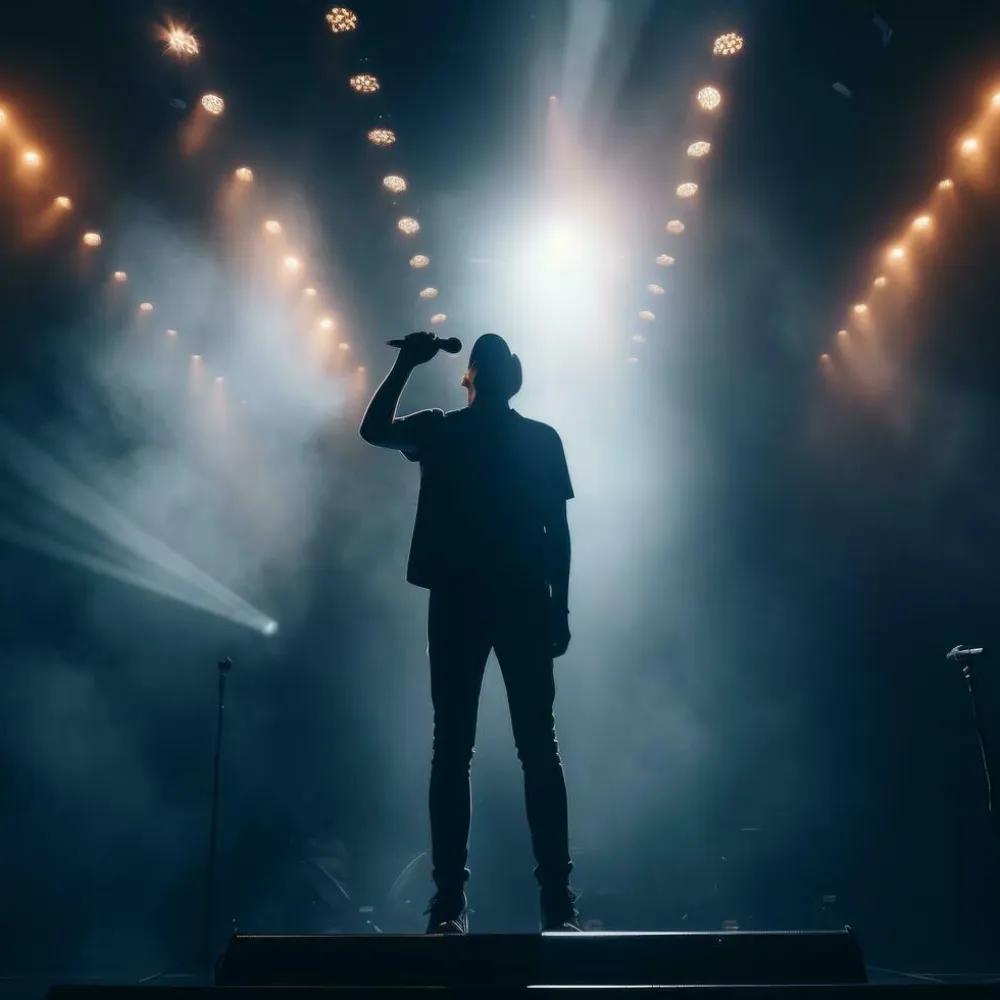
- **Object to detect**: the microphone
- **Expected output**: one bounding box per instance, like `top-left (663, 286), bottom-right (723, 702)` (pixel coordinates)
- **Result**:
top-left (386, 334), bottom-right (463, 355)
top-left (947, 646), bottom-right (986, 662)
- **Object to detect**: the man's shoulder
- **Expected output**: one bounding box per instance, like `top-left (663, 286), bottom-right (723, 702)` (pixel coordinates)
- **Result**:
top-left (511, 411), bottom-right (562, 444)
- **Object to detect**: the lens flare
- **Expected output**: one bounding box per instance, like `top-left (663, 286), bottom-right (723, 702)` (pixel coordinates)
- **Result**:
top-left (54, 196), bottom-right (72, 209)
top-left (912, 214), bottom-right (932, 231)
top-left (648, 284), bottom-right (665, 294)
top-left (676, 182), bottom-right (698, 198)
top-left (164, 26), bottom-right (199, 58)
top-left (639, 310), bottom-right (655, 322)
top-left (666, 220), bottom-right (685, 234)
top-left (938, 178), bottom-right (954, 190)
top-left (264, 220), bottom-right (282, 234)
top-left (0, 109), bottom-right (6, 126)
top-left (397, 217), bottom-right (420, 235)
top-left (837, 330), bottom-right (848, 339)
top-left (139, 302), bottom-right (154, 312)
top-left (713, 32), bottom-right (744, 56)
top-left (326, 7), bottom-right (357, 32)
top-left (350, 74), bottom-right (380, 94)
top-left (960, 136), bottom-right (979, 155)
top-left (888, 246), bottom-right (905, 261)
top-left (201, 93), bottom-right (225, 116)
top-left (655, 254), bottom-right (675, 266)
top-left (697, 86), bottom-right (722, 111)
top-left (430, 313), bottom-right (447, 324)
top-left (419, 287), bottom-right (438, 299)
top-left (319, 317), bottom-right (335, 330)
top-left (874, 276), bottom-right (887, 288)
top-left (853, 303), bottom-right (868, 315)
top-left (383, 175), bottom-right (407, 193)
top-left (22, 150), bottom-right (41, 168)
top-left (113, 271), bottom-right (127, 283)
top-left (410, 254), bottom-right (430, 268)
top-left (283, 256), bottom-right (301, 272)
top-left (82, 232), bottom-right (102, 248)
top-left (368, 128), bottom-right (396, 146)
top-left (686, 140), bottom-right (711, 158)
top-left (992, 91), bottom-right (1000, 108)
top-left (235, 166), bottom-right (253, 182)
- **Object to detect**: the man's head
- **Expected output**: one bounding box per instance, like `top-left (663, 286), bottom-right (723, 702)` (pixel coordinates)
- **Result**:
top-left (461, 333), bottom-right (522, 405)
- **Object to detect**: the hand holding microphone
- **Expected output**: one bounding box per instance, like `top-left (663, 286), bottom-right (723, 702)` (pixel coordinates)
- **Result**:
top-left (386, 331), bottom-right (462, 366)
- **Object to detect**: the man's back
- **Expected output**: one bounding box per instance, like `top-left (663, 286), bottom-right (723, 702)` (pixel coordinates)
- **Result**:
top-left (401, 405), bottom-right (573, 592)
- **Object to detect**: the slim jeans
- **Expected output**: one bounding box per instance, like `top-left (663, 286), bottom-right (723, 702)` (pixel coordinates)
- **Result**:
top-left (426, 583), bottom-right (572, 893)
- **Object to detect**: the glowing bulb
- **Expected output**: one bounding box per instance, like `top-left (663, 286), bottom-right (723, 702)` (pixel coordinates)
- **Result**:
top-left (201, 94), bottom-right (224, 116)
top-left (687, 141), bottom-right (711, 158)
top-left (368, 128), bottom-right (396, 146)
top-left (992, 92), bottom-right (1000, 108)
top-left (676, 182), bottom-right (699, 198)
top-left (419, 287), bottom-right (438, 299)
top-left (192, 354), bottom-right (201, 361)
top-left (874, 276), bottom-right (887, 288)
top-left (283, 256), bottom-right (301, 272)
top-left (82, 232), bottom-right (102, 248)
top-left (397, 217), bottom-right (420, 235)
top-left (648, 284), bottom-right (665, 295)
top-left (938, 178), bottom-right (954, 190)
top-left (22, 150), bottom-right (41, 167)
top-left (655, 254), bottom-right (675, 266)
top-left (837, 330), bottom-right (848, 339)
top-left (54, 196), bottom-right (72, 209)
top-left (113, 271), bottom-right (127, 283)
top-left (319, 317), bottom-right (334, 330)
top-left (167, 329), bottom-right (178, 337)
top-left (338, 342), bottom-right (350, 351)
top-left (235, 166), bottom-right (253, 182)
top-left (304, 287), bottom-right (317, 297)
top-left (713, 32), bottom-right (744, 56)
top-left (639, 310), bottom-right (655, 322)
top-left (889, 246), bottom-right (905, 261)
top-left (912, 215), bottom-right (932, 231)
top-left (349, 74), bottom-right (380, 94)
top-left (820, 353), bottom-right (830, 361)
top-left (430, 313), bottom-right (447, 324)
top-left (164, 25), bottom-right (199, 57)
top-left (0, 109), bottom-right (6, 126)
top-left (666, 220), bottom-right (685, 234)
top-left (960, 136), bottom-right (979, 155)
top-left (264, 220), bottom-right (282, 234)
top-left (853, 303), bottom-right (868, 315)
top-left (697, 86), bottom-right (722, 111)
top-left (383, 175), bottom-right (407, 193)
top-left (326, 7), bottom-right (357, 32)
top-left (410, 254), bottom-right (430, 268)
top-left (139, 302), bottom-right (154, 312)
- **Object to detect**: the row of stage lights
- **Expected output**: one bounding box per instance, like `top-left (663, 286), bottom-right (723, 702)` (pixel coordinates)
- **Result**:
top-left (628, 32), bottom-right (744, 364)
top-left (820, 89), bottom-right (1000, 376)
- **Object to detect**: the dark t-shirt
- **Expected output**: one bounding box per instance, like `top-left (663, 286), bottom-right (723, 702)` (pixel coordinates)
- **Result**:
top-left (396, 405), bottom-right (573, 591)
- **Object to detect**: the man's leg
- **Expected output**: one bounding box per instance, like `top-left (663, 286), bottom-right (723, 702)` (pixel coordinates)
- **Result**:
top-left (426, 587), bottom-right (492, 930)
top-left (492, 589), bottom-right (577, 929)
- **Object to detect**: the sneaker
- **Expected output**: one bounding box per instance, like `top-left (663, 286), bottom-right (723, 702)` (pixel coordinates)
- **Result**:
top-left (424, 889), bottom-right (469, 935)
top-left (540, 886), bottom-right (582, 932)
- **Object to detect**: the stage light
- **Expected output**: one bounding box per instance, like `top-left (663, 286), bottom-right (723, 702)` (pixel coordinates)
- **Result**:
top-left (350, 74), bottom-right (380, 94)
top-left (283, 256), bottom-right (301, 272)
top-left (992, 91), bottom-right (1000, 108)
top-left (853, 303), bottom-right (868, 315)
top-left (319, 317), bottom-right (334, 330)
top-left (167, 329), bottom-right (178, 337)
top-left (697, 86), bottom-right (722, 111)
top-left (304, 287), bottom-right (317, 297)
top-left (383, 175), bottom-right (407, 193)
top-left (264, 220), bottom-right (282, 234)
top-left (410, 254), bottom-right (430, 268)
top-left (139, 302), bottom-right (154, 312)
top-left (912, 214), bottom-right (932, 231)
top-left (627, 357), bottom-right (639, 364)
top-left (338, 342), bottom-right (350, 351)
top-left (262, 619), bottom-right (279, 636)
top-left (419, 287), bottom-right (438, 299)
top-left (357, 366), bottom-right (366, 372)
top-left (368, 128), bottom-right (396, 146)
top-left (713, 32), bottom-right (744, 56)
top-left (889, 246), bottom-right (905, 260)
top-left (192, 354), bottom-right (202, 361)
top-left (113, 271), bottom-right (127, 283)
top-left (960, 136), bottom-right (979, 155)
top-left (326, 7), bottom-right (357, 32)
top-left (201, 93), bottom-right (224, 116)
top-left (820, 352), bottom-right (830, 361)
top-left (666, 220), bottom-right (685, 234)
top-left (837, 330), bottom-right (848, 339)
top-left (0, 109), bottom-right (6, 126)
top-left (164, 26), bottom-right (199, 58)
top-left (655, 254), bottom-right (675, 266)
top-left (430, 314), bottom-right (447, 324)
top-left (632, 334), bottom-right (646, 343)
top-left (54, 196), bottom-right (72, 209)
top-left (874, 276), bottom-right (887, 288)
top-left (676, 182), bottom-right (698, 198)
top-left (397, 216), bottom-right (420, 235)
top-left (639, 310), bottom-right (655, 322)
top-left (687, 141), bottom-right (711, 158)
top-left (215, 376), bottom-right (224, 383)
top-left (648, 284), bottom-right (665, 294)
top-left (235, 166), bottom-right (253, 182)
top-left (82, 232), bottom-right (102, 247)
top-left (22, 150), bottom-right (41, 168)
top-left (938, 178), bottom-right (954, 190)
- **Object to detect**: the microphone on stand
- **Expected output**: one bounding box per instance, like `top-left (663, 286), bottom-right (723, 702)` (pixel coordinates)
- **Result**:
top-left (386, 334), bottom-right (463, 355)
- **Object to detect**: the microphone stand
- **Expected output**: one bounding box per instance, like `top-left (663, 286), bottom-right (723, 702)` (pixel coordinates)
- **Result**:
top-left (948, 646), bottom-right (999, 839)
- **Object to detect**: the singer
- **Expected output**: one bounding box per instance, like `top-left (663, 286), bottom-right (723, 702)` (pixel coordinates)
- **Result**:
top-left (359, 331), bottom-right (579, 934)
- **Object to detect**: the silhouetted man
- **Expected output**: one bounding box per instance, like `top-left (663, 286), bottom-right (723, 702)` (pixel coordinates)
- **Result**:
top-left (359, 332), bottom-right (579, 934)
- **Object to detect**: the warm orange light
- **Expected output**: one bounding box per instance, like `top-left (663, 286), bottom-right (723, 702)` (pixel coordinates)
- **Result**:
top-left (357, 366), bottom-right (366, 372)
top-left (874, 276), bottom-right (887, 288)
top-left (139, 302), bottom-right (154, 312)
top-left (201, 93), bottom-right (225, 115)
top-left (837, 330), bottom-right (848, 339)
top-left (419, 287), bottom-right (438, 299)
top-left (0, 109), bottom-right (6, 126)
top-left (912, 215), bottom-right (932, 231)
top-left (326, 7), bottom-right (358, 32)
top-left (992, 91), bottom-right (1000, 108)
top-left (853, 303), bottom-right (868, 315)
top-left (430, 313), bottom-right (447, 324)
top-left (938, 178), bottom-right (954, 190)
top-left (696, 86), bottom-right (722, 111)
top-left (889, 246), bottom-right (905, 261)
top-left (383, 175), bottom-right (407, 193)
top-left (820, 353), bottom-right (830, 362)
top-left (319, 317), bottom-right (334, 330)
top-left (338, 342), bottom-right (350, 351)
top-left (113, 271), bottom-right (127, 283)
top-left (410, 254), bottom-right (430, 268)
top-left (54, 196), bottom-right (72, 209)
top-left (283, 256), bottom-right (301, 272)
top-left (960, 136), bottom-right (979, 155)
top-left (686, 141), bottom-right (711, 158)
top-left (648, 284), bottom-right (665, 295)
top-left (713, 32), bottom-right (744, 56)
top-left (22, 150), bottom-right (41, 168)
top-left (655, 254), bottom-right (675, 266)
top-left (349, 74), bottom-right (380, 94)
top-left (397, 217), bottom-right (420, 235)
top-left (666, 220), bottom-right (685, 234)
top-left (676, 182), bottom-right (699, 198)
top-left (639, 310), bottom-right (655, 322)
top-left (304, 287), bottom-right (317, 297)
top-left (82, 232), bottom-right (102, 248)
top-left (264, 220), bottom-right (282, 234)
top-left (235, 166), bottom-right (253, 182)
top-left (368, 128), bottom-right (396, 146)
top-left (163, 25), bottom-right (199, 58)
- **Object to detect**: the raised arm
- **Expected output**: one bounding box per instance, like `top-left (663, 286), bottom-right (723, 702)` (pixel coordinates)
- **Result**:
top-left (359, 355), bottom-right (418, 447)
